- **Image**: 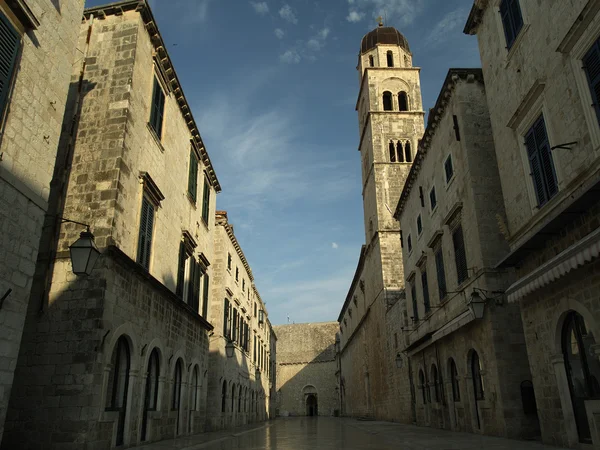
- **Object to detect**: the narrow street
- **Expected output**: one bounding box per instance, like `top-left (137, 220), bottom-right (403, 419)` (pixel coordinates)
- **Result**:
top-left (134, 418), bottom-right (567, 450)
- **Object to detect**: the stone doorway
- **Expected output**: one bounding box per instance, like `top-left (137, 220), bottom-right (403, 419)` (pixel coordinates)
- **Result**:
top-left (306, 394), bottom-right (318, 416)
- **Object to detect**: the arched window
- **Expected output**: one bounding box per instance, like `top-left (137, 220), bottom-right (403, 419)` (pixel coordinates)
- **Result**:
top-left (405, 141), bottom-right (412, 162)
top-left (396, 141), bottom-right (405, 162)
top-left (389, 141), bottom-right (396, 162)
top-left (471, 351), bottom-right (484, 400)
top-left (562, 311), bottom-right (600, 442)
top-left (449, 358), bottom-right (460, 402)
top-left (387, 50), bottom-right (394, 67)
top-left (142, 348), bottom-right (159, 441)
top-left (431, 364), bottom-right (440, 402)
top-left (221, 381), bottom-right (227, 412)
top-left (106, 336), bottom-right (130, 446)
top-left (369, 55), bottom-right (374, 67)
top-left (399, 91), bottom-right (408, 111)
top-left (419, 369), bottom-right (427, 404)
top-left (172, 359), bottom-right (182, 411)
top-left (383, 91), bottom-right (393, 111)
top-left (190, 366), bottom-right (200, 412)
top-left (238, 387), bottom-right (242, 412)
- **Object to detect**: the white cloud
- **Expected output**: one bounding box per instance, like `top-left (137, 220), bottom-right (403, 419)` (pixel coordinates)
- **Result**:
top-left (346, 10), bottom-right (364, 22)
top-left (318, 27), bottom-right (330, 40)
top-left (274, 28), bottom-right (285, 39)
top-left (250, 1), bottom-right (269, 15)
top-left (307, 39), bottom-right (322, 51)
top-left (280, 49), bottom-right (301, 64)
top-left (332, 242), bottom-right (339, 249)
top-left (346, 0), bottom-right (424, 26)
top-left (426, 9), bottom-right (467, 46)
top-left (279, 4), bottom-right (298, 24)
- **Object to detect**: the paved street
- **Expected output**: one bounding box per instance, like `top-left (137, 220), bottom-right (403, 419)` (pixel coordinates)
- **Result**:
top-left (134, 418), bottom-right (568, 450)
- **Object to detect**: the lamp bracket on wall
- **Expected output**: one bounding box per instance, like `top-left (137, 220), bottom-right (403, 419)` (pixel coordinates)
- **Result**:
top-left (551, 141), bottom-right (578, 151)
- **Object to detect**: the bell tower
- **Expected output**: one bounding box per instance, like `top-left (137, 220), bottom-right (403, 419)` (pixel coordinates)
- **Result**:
top-left (356, 22), bottom-right (424, 284)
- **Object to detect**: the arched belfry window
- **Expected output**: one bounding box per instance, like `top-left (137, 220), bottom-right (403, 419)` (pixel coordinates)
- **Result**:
top-left (369, 55), bottom-right (374, 67)
top-left (405, 141), bottom-right (412, 162)
top-left (396, 141), bottom-right (405, 162)
top-left (399, 91), bottom-right (408, 111)
top-left (387, 51), bottom-right (394, 67)
top-left (383, 91), bottom-right (393, 111)
top-left (389, 141), bottom-right (396, 162)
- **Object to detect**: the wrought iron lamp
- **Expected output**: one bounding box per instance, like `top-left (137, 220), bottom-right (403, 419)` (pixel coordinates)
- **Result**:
top-left (468, 291), bottom-right (486, 319)
top-left (225, 340), bottom-right (235, 358)
top-left (395, 352), bottom-right (404, 369)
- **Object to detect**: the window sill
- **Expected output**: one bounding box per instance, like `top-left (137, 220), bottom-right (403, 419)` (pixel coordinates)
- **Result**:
top-left (504, 24), bottom-right (530, 68)
top-left (200, 216), bottom-right (209, 231)
top-left (186, 192), bottom-right (197, 208)
top-left (147, 123), bottom-right (165, 153)
top-left (445, 175), bottom-right (456, 191)
top-left (430, 205), bottom-right (438, 217)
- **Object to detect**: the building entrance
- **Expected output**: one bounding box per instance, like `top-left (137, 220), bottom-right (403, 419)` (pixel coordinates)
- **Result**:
top-left (306, 394), bottom-right (318, 416)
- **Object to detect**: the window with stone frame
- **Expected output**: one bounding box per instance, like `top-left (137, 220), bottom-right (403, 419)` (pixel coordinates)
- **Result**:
top-left (452, 224), bottom-right (469, 285)
top-left (584, 36), bottom-right (600, 127)
top-left (500, 0), bottom-right (523, 50)
top-left (429, 186), bottom-right (437, 211)
top-left (202, 274), bottom-right (209, 318)
top-left (137, 173), bottom-right (163, 271)
top-left (444, 154), bottom-right (454, 184)
top-left (187, 148), bottom-right (199, 203)
top-left (175, 232), bottom-right (203, 312)
top-left (235, 267), bottom-right (239, 282)
top-left (369, 55), bottom-right (374, 67)
top-left (410, 280), bottom-right (418, 322)
top-left (407, 234), bottom-right (412, 253)
top-left (386, 50), bottom-right (394, 67)
top-left (398, 91), bottom-right (409, 111)
top-left (149, 76), bottom-right (166, 139)
top-left (227, 253), bottom-right (232, 271)
top-left (417, 214), bottom-right (423, 235)
top-left (421, 269), bottom-right (430, 314)
top-left (201, 176), bottom-right (211, 224)
top-left (434, 245), bottom-right (447, 301)
top-left (223, 298), bottom-right (232, 339)
top-left (383, 91), bottom-right (393, 111)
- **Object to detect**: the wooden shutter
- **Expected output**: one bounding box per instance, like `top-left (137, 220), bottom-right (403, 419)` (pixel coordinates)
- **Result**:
top-left (500, 0), bottom-right (514, 47)
top-left (223, 299), bottom-right (229, 337)
top-left (435, 249), bottom-right (447, 300)
top-left (187, 150), bottom-right (198, 202)
top-left (584, 39), bottom-right (600, 125)
top-left (411, 283), bottom-right (418, 321)
top-left (202, 274), bottom-right (209, 318)
top-left (0, 13), bottom-right (19, 120)
top-left (452, 225), bottom-right (468, 284)
top-left (150, 78), bottom-right (165, 138)
top-left (137, 197), bottom-right (154, 269)
top-left (421, 271), bottom-right (430, 313)
top-left (202, 179), bottom-right (210, 222)
top-left (187, 259), bottom-right (201, 312)
top-left (176, 241), bottom-right (186, 297)
top-left (526, 115), bottom-right (557, 206)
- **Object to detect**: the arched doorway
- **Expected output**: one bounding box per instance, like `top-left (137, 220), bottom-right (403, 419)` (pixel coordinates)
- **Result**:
top-left (470, 351), bottom-right (484, 430)
top-left (141, 348), bottom-right (159, 442)
top-left (172, 359), bottom-right (183, 435)
top-left (562, 311), bottom-right (600, 443)
top-left (306, 394), bottom-right (318, 416)
top-left (106, 336), bottom-right (131, 446)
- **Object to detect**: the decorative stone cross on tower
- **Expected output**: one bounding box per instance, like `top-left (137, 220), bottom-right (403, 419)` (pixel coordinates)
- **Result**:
top-left (377, 16), bottom-right (384, 27)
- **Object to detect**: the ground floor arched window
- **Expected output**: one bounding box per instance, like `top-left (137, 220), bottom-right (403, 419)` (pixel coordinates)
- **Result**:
top-left (106, 336), bottom-right (130, 446)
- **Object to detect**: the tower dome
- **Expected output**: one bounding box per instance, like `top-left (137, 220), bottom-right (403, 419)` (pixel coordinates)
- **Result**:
top-left (360, 25), bottom-right (410, 54)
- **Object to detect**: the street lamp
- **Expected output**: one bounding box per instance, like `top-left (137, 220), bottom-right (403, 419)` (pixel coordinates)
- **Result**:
top-left (225, 340), bottom-right (235, 358)
top-left (69, 229), bottom-right (100, 276)
top-left (255, 367), bottom-right (261, 380)
top-left (468, 291), bottom-right (486, 319)
top-left (395, 352), bottom-right (404, 369)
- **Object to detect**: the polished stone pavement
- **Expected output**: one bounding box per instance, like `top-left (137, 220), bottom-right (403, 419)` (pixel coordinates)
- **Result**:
top-left (134, 417), bottom-right (568, 450)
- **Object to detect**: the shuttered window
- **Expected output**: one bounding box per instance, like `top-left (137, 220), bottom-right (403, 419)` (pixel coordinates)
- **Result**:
top-left (435, 248), bottom-right (447, 301)
top-left (407, 234), bottom-right (412, 253)
top-left (202, 178), bottom-right (210, 223)
top-left (500, 0), bottom-right (523, 49)
top-left (187, 258), bottom-right (201, 312)
top-left (0, 12), bottom-right (20, 121)
top-left (224, 299), bottom-right (230, 338)
top-left (422, 271), bottom-right (430, 313)
top-left (137, 197), bottom-right (155, 270)
top-left (202, 274), bottom-right (209, 318)
top-left (149, 77), bottom-right (165, 138)
top-left (584, 38), bottom-right (600, 126)
top-left (187, 149), bottom-right (198, 202)
top-left (411, 282), bottom-right (419, 321)
top-left (175, 241), bottom-right (187, 297)
top-left (232, 308), bottom-right (238, 343)
top-left (444, 155), bottom-right (454, 183)
top-left (525, 115), bottom-right (557, 207)
top-left (452, 225), bottom-right (468, 284)
top-left (430, 186), bottom-right (437, 210)
top-left (417, 215), bottom-right (423, 235)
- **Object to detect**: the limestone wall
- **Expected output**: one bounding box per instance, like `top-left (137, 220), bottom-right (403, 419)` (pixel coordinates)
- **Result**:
top-left (0, 0), bottom-right (84, 443)
top-left (274, 322), bottom-right (338, 417)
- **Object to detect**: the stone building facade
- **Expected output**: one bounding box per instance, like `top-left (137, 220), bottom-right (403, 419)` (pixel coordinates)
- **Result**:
top-left (274, 322), bottom-right (338, 417)
top-left (465, 0), bottom-right (600, 447)
top-left (336, 24), bottom-right (423, 422)
top-left (394, 69), bottom-right (537, 439)
top-left (0, 0), bottom-right (84, 444)
top-left (3, 1), bottom-right (221, 448)
top-left (205, 211), bottom-right (273, 431)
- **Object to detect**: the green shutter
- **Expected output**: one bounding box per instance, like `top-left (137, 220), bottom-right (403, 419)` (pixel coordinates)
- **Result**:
top-left (176, 241), bottom-right (186, 297)
top-left (150, 78), bottom-right (165, 138)
top-left (526, 115), bottom-right (557, 206)
top-left (137, 197), bottom-right (154, 269)
top-left (202, 179), bottom-right (210, 222)
top-left (422, 271), bottom-right (430, 313)
top-left (202, 274), bottom-right (209, 318)
top-left (411, 283), bottom-right (418, 321)
top-left (584, 39), bottom-right (600, 125)
top-left (435, 249), bottom-right (447, 300)
top-left (453, 225), bottom-right (468, 284)
top-left (0, 12), bottom-right (19, 120)
top-left (188, 150), bottom-right (198, 202)
top-left (223, 299), bottom-right (229, 337)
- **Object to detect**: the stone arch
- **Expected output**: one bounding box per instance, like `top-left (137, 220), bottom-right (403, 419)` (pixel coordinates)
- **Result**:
top-left (140, 338), bottom-right (166, 378)
top-left (169, 349), bottom-right (187, 376)
top-left (103, 323), bottom-right (140, 371)
top-left (302, 384), bottom-right (318, 395)
top-left (551, 298), bottom-right (599, 355)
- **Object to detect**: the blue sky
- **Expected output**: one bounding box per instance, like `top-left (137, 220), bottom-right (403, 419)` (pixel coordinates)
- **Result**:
top-left (86, 0), bottom-right (481, 325)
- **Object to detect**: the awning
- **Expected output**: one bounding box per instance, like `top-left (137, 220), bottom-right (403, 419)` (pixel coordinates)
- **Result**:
top-left (506, 227), bottom-right (600, 303)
